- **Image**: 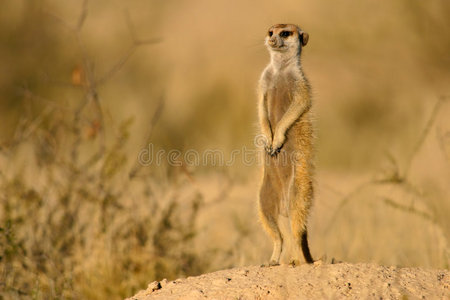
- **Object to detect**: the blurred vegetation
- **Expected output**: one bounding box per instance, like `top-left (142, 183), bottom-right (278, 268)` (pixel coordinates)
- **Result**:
top-left (0, 0), bottom-right (449, 299)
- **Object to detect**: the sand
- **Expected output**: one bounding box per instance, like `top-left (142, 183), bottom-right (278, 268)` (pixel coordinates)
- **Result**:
top-left (127, 262), bottom-right (449, 299)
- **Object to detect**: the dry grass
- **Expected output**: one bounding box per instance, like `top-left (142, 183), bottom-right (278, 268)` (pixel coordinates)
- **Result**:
top-left (0, 0), bottom-right (449, 299)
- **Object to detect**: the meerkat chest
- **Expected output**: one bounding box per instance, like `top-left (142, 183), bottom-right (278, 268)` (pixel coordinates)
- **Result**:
top-left (267, 72), bottom-right (297, 126)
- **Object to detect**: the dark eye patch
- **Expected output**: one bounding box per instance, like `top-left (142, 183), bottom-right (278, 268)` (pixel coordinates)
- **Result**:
top-left (280, 31), bottom-right (292, 38)
top-left (268, 31), bottom-right (273, 37)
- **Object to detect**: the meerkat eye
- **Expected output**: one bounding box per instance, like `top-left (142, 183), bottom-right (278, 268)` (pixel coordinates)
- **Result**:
top-left (268, 31), bottom-right (273, 37)
top-left (280, 31), bottom-right (292, 38)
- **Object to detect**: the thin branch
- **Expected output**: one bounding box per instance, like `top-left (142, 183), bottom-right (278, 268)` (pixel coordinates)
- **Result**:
top-left (123, 10), bottom-right (163, 46)
top-left (5, 89), bottom-right (56, 151)
top-left (71, 94), bottom-right (90, 164)
top-left (78, 92), bottom-right (106, 170)
top-left (75, 35), bottom-right (95, 90)
top-left (45, 0), bottom-right (88, 32)
top-left (321, 183), bottom-right (344, 197)
top-left (44, 3), bottom-right (93, 90)
top-left (324, 180), bottom-right (375, 234)
top-left (21, 106), bottom-right (55, 141)
top-left (95, 45), bottom-right (136, 86)
top-left (150, 95), bottom-right (165, 128)
top-left (95, 38), bottom-right (160, 87)
top-left (94, 11), bottom-right (161, 86)
top-left (44, 11), bottom-right (74, 31)
top-left (404, 96), bottom-right (449, 178)
top-left (90, 91), bottom-right (106, 160)
top-left (76, 0), bottom-right (89, 31)
top-left (46, 3), bottom-right (161, 89)
top-left (436, 126), bottom-right (450, 168)
top-left (381, 197), bottom-right (434, 223)
top-left (45, 0), bottom-right (88, 33)
top-left (19, 87), bottom-right (75, 114)
top-left (129, 96), bottom-right (164, 179)
top-left (124, 9), bottom-right (137, 42)
top-left (324, 97), bottom-right (450, 234)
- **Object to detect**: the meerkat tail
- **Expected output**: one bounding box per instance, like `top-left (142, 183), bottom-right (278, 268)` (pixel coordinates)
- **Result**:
top-left (301, 231), bottom-right (314, 263)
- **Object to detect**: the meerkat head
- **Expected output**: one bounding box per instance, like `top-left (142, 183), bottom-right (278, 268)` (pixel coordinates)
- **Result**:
top-left (265, 24), bottom-right (309, 58)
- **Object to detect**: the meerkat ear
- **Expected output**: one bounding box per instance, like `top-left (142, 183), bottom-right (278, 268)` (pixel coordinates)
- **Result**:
top-left (300, 31), bottom-right (309, 46)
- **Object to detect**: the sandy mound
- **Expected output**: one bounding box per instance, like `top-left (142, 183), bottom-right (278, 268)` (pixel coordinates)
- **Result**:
top-left (127, 262), bottom-right (449, 299)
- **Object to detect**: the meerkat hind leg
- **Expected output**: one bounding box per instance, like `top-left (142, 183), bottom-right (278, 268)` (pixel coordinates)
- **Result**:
top-left (259, 179), bottom-right (283, 267)
top-left (290, 228), bottom-right (314, 266)
top-left (259, 212), bottom-right (283, 267)
top-left (267, 231), bottom-right (283, 267)
top-left (289, 183), bottom-right (314, 265)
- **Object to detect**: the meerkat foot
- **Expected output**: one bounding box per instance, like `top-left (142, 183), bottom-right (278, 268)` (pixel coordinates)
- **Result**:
top-left (313, 259), bottom-right (323, 266)
top-left (289, 259), bottom-right (301, 267)
top-left (269, 260), bottom-right (280, 266)
top-left (261, 260), bottom-right (280, 267)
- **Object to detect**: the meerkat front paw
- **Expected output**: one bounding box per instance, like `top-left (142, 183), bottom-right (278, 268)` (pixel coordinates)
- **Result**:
top-left (270, 134), bottom-right (285, 156)
top-left (264, 138), bottom-right (274, 155)
top-left (257, 133), bottom-right (273, 155)
top-left (270, 147), bottom-right (281, 156)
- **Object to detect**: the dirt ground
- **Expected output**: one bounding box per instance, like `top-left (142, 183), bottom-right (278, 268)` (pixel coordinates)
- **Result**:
top-left (127, 262), bottom-right (449, 300)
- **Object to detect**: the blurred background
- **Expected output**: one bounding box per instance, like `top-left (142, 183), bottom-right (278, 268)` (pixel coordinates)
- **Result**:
top-left (1, 0), bottom-right (449, 299)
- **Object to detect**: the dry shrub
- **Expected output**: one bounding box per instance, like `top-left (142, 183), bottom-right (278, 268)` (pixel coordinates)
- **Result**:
top-left (0, 4), bottom-right (212, 299)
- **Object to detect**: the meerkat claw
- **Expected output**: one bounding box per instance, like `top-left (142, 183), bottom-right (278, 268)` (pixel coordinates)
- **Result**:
top-left (270, 147), bottom-right (281, 156)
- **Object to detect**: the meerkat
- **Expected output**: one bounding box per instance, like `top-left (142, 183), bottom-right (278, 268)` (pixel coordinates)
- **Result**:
top-left (257, 24), bottom-right (314, 266)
